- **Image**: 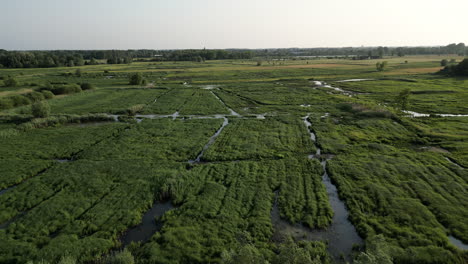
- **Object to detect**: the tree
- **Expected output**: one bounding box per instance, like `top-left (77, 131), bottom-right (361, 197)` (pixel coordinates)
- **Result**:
top-left (75, 69), bottom-right (82, 77)
top-left (440, 59), bottom-right (448, 66)
top-left (31, 101), bottom-right (50, 118)
top-left (4, 77), bottom-right (18, 87)
top-left (376, 61), bottom-right (388, 71)
top-left (88, 58), bottom-right (99, 65)
top-left (377, 47), bottom-right (384, 58)
top-left (395, 88), bottom-right (411, 110)
top-left (129, 73), bottom-right (144, 85)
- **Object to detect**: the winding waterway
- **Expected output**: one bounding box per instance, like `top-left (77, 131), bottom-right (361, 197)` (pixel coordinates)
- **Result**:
top-left (189, 117), bottom-right (229, 164)
top-left (271, 115), bottom-right (363, 262)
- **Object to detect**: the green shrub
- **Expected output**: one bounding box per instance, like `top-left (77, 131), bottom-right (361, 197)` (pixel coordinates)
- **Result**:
top-left (80, 83), bottom-right (95, 90)
top-left (10, 95), bottom-right (31, 106)
top-left (129, 73), bottom-right (144, 85)
top-left (102, 249), bottom-right (135, 264)
top-left (4, 77), bottom-right (18, 87)
top-left (41, 90), bottom-right (55, 99)
top-left (26, 91), bottom-right (45, 102)
top-left (50, 84), bottom-right (82, 95)
top-left (126, 104), bottom-right (145, 116)
top-left (31, 101), bottom-right (50, 118)
top-left (0, 98), bottom-right (14, 109)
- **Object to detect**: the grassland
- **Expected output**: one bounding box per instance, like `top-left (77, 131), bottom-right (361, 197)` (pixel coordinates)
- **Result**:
top-left (0, 56), bottom-right (467, 264)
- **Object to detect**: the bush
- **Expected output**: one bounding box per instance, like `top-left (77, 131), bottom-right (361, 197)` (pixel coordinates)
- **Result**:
top-left (376, 61), bottom-right (388, 71)
top-left (129, 73), bottom-right (144, 85)
top-left (4, 77), bottom-right (18, 87)
top-left (10, 95), bottom-right (31, 106)
top-left (50, 84), bottom-right (82, 95)
top-left (41, 90), bottom-right (55, 99)
top-left (126, 104), bottom-right (146, 116)
top-left (102, 249), bottom-right (135, 264)
top-left (31, 101), bottom-right (50, 118)
top-left (26, 91), bottom-right (45, 102)
top-left (440, 59), bottom-right (448, 66)
top-left (0, 98), bottom-right (14, 110)
top-left (80, 83), bottom-right (95, 90)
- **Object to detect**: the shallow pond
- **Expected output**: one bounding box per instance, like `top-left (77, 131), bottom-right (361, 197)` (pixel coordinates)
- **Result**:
top-left (121, 200), bottom-right (175, 246)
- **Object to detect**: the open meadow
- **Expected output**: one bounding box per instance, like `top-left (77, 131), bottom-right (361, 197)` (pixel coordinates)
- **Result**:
top-left (0, 56), bottom-right (467, 264)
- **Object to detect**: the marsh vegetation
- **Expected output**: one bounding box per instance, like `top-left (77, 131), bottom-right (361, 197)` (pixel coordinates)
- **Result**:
top-left (0, 54), bottom-right (467, 264)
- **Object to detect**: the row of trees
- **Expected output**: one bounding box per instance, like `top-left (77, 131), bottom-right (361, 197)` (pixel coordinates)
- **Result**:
top-left (1, 43), bottom-right (466, 68)
top-left (0, 50), bottom-right (86, 68)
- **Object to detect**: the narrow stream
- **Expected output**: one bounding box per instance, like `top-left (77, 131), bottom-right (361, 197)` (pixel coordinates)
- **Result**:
top-left (445, 157), bottom-right (465, 170)
top-left (448, 236), bottom-right (468, 251)
top-left (403, 110), bottom-right (468, 118)
top-left (271, 115), bottom-right (362, 262)
top-left (209, 91), bottom-right (242, 116)
top-left (121, 200), bottom-right (174, 246)
top-left (335, 79), bottom-right (375, 83)
top-left (0, 186), bottom-right (14, 196)
top-left (189, 117), bottom-right (229, 164)
top-left (312, 81), bottom-right (354, 97)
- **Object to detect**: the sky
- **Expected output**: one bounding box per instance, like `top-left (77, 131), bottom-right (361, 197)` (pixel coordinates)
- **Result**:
top-left (1, 0), bottom-right (467, 50)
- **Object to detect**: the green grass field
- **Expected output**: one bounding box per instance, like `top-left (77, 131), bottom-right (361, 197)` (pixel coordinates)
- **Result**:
top-left (0, 56), bottom-right (467, 264)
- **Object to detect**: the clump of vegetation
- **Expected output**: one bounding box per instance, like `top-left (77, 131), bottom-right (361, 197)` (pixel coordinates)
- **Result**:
top-left (129, 73), bottom-right (145, 85)
top-left (4, 76), bottom-right (18, 87)
top-left (375, 61), bottom-right (388, 71)
top-left (394, 88), bottom-right (411, 110)
top-left (75, 69), bottom-right (82, 77)
top-left (80, 82), bottom-right (95, 90)
top-left (126, 104), bottom-right (145, 116)
top-left (31, 101), bottom-right (50, 118)
top-left (439, 58), bottom-right (468, 76)
top-left (41, 90), bottom-right (55, 99)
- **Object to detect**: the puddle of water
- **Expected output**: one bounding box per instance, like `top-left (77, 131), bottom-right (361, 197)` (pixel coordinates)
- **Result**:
top-left (121, 200), bottom-right (174, 246)
top-left (300, 104), bottom-right (311, 107)
top-left (448, 236), bottom-right (468, 250)
top-left (189, 117), bottom-right (229, 164)
top-left (312, 81), bottom-right (355, 97)
top-left (201, 85), bottom-right (218, 90)
top-left (256, 114), bottom-right (266, 119)
top-left (55, 159), bottom-right (72, 163)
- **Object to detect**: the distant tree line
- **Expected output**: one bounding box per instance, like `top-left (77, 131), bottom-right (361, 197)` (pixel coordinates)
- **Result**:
top-left (0, 43), bottom-right (466, 68)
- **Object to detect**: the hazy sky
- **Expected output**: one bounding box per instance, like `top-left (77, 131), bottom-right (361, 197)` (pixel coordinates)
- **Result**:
top-left (1, 0), bottom-right (467, 50)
